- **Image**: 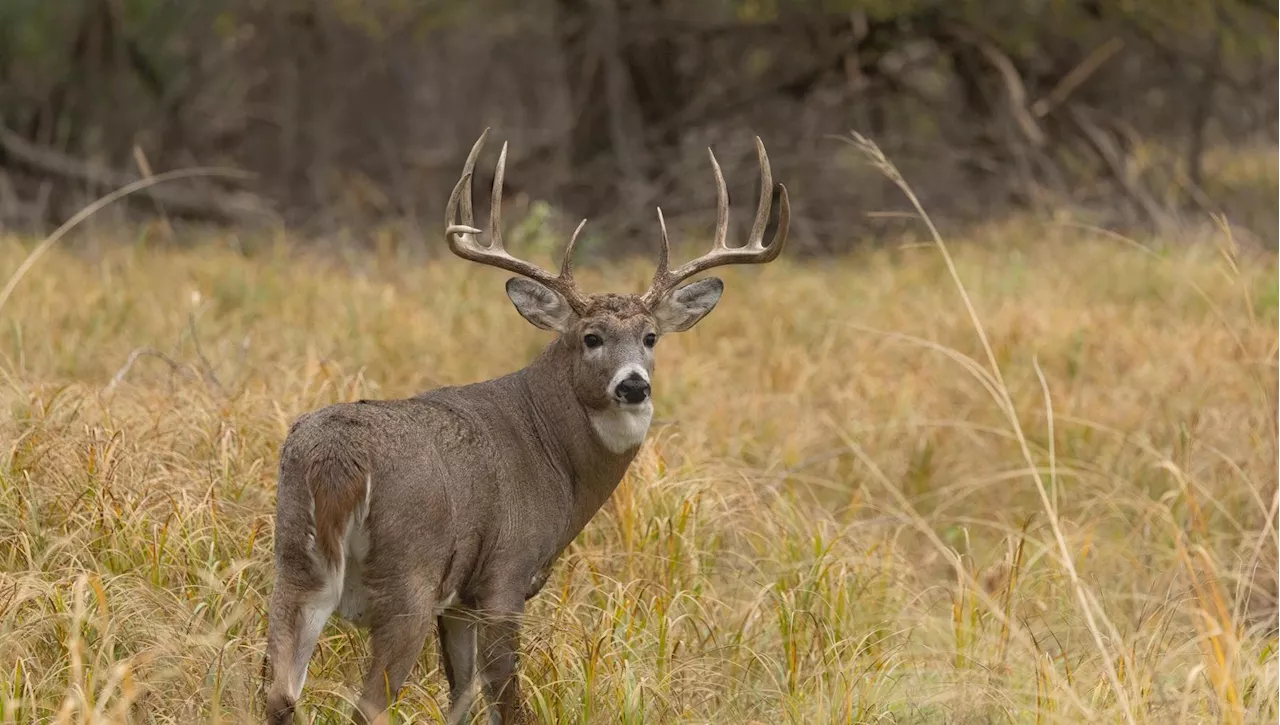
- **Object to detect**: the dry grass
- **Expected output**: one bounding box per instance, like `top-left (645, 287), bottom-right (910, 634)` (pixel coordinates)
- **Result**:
top-left (0, 190), bottom-right (1275, 723)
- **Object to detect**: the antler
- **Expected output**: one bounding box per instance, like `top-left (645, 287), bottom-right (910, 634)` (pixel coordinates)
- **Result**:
top-left (641, 137), bottom-right (790, 307)
top-left (445, 128), bottom-right (589, 312)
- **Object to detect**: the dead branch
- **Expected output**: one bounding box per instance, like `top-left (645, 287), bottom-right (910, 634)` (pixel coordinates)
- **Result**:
top-left (954, 30), bottom-right (1045, 149)
top-left (1067, 104), bottom-right (1174, 230)
top-left (979, 50), bottom-right (1043, 146)
top-left (0, 122), bottom-right (275, 226)
top-left (104, 347), bottom-right (196, 394)
top-left (1031, 37), bottom-right (1125, 119)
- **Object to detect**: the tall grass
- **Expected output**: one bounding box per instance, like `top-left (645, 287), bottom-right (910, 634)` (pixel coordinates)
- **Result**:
top-left (0, 186), bottom-right (1274, 722)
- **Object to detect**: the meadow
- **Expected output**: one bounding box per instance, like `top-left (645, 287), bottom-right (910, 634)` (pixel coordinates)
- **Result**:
top-left (0, 185), bottom-right (1275, 722)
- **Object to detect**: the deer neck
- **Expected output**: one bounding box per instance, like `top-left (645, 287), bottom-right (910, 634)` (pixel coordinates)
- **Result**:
top-left (517, 338), bottom-right (642, 533)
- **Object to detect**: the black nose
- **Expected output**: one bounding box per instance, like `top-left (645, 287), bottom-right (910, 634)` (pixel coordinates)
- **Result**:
top-left (615, 377), bottom-right (650, 404)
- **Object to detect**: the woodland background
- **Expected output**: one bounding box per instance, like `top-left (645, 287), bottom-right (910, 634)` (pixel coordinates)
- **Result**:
top-left (0, 0), bottom-right (1276, 255)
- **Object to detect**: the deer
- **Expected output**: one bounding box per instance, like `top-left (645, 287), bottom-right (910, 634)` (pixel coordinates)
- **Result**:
top-left (263, 128), bottom-right (789, 725)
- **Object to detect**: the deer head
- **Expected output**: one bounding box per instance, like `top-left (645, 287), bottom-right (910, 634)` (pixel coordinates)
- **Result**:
top-left (444, 129), bottom-right (790, 441)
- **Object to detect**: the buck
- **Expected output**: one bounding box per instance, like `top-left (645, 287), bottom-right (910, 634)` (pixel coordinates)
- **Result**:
top-left (263, 129), bottom-right (789, 725)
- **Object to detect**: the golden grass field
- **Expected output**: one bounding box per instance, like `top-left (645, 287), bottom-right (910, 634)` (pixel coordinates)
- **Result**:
top-left (0, 194), bottom-right (1275, 723)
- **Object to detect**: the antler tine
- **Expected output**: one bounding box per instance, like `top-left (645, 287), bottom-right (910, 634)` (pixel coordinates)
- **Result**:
top-left (745, 136), bottom-right (773, 250)
top-left (445, 127), bottom-right (487, 231)
top-left (489, 141), bottom-right (508, 253)
top-left (444, 130), bottom-right (587, 311)
top-left (646, 207), bottom-right (672, 294)
top-left (709, 149), bottom-right (730, 251)
top-left (560, 219), bottom-right (588, 281)
top-left (642, 137), bottom-right (790, 306)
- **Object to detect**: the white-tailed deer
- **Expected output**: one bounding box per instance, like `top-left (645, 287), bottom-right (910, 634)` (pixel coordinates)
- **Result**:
top-left (264, 129), bottom-right (789, 724)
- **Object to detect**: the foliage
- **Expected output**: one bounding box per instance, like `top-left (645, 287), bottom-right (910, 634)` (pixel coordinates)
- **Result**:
top-left (0, 0), bottom-right (1274, 246)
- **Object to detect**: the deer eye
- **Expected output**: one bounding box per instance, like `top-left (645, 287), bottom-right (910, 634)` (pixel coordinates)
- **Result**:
top-left (643, 333), bottom-right (657, 348)
top-left (583, 333), bottom-right (603, 349)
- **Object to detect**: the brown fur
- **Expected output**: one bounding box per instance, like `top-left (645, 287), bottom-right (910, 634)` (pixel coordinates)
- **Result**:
top-left (267, 128), bottom-right (786, 724)
top-left (265, 284), bottom-right (731, 724)
top-left (302, 425), bottom-right (369, 566)
top-left (264, 324), bottom-right (642, 723)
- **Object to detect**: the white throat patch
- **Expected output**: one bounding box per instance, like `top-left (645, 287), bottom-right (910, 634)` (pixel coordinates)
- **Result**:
top-left (590, 400), bottom-right (653, 454)
top-left (591, 364), bottom-right (653, 453)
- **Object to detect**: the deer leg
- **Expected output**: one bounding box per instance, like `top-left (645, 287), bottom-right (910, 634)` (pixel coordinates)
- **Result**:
top-left (354, 600), bottom-right (435, 725)
top-left (474, 593), bottom-right (532, 725)
top-left (264, 574), bottom-right (341, 725)
top-left (440, 610), bottom-right (480, 724)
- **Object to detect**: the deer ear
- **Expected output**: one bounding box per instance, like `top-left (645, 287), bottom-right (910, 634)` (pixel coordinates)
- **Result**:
top-left (651, 277), bottom-right (724, 333)
top-left (506, 278), bottom-right (575, 333)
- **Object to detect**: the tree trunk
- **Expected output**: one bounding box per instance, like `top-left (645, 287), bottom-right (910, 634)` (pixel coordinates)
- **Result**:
top-left (555, 0), bottom-right (689, 237)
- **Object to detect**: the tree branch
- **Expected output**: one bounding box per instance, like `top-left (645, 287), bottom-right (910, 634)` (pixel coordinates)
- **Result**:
top-left (0, 122), bottom-right (274, 225)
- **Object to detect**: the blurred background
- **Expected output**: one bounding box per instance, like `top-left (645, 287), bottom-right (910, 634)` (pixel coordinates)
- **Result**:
top-left (0, 5), bottom-right (1276, 722)
top-left (0, 0), bottom-right (1276, 256)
